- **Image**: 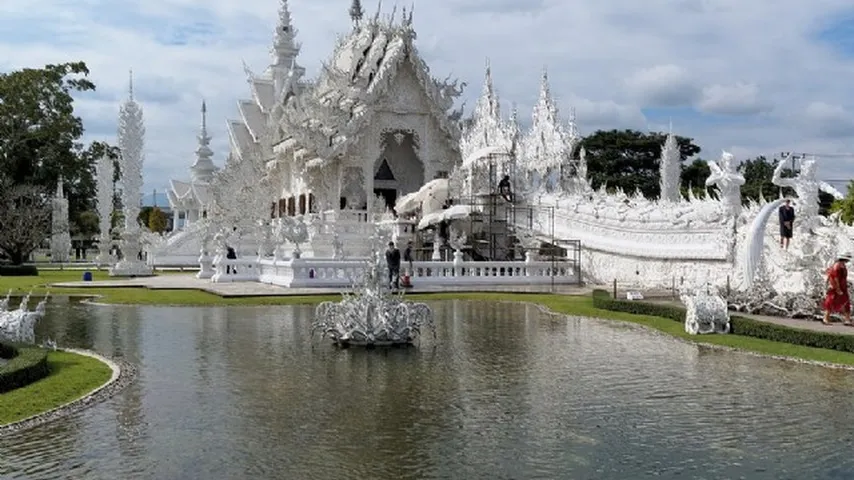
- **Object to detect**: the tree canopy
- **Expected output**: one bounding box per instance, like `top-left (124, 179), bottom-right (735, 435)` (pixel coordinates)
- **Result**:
top-left (0, 62), bottom-right (118, 238)
top-left (577, 129), bottom-right (701, 198)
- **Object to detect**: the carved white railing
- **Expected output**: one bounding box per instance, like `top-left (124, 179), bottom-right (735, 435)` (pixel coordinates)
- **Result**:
top-left (213, 253), bottom-right (579, 287)
top-left (524, 201), bottom-right (730, 260)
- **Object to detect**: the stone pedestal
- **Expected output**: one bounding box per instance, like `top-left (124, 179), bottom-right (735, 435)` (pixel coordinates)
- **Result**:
top-left (109, 259), bottom-right (153, 277)
top-left (197, 253), bottom-right (214, 279)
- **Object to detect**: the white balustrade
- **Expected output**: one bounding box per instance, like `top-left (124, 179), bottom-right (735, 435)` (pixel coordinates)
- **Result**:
top-left (212, 254), bottom-right (580, 287)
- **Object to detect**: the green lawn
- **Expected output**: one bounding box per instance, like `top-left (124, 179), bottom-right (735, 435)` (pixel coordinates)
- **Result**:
top-left (4, 271), bottom-right (854, 367)
top-left (0, 350), bottom-right (113, 426)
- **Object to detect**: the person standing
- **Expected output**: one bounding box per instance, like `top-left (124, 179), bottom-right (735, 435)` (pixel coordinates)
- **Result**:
top-left (778, 199), bottom-right (795, 249)
top-left (385, 241), bottom-right (401, 290)
top-left (823, 253), bottom-right (851, 325)
top-left (403, 241), bottom-right (414, 274)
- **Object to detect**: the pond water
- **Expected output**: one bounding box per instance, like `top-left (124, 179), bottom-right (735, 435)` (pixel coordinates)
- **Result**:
top-left (2, 298), bottom-right (854, 479)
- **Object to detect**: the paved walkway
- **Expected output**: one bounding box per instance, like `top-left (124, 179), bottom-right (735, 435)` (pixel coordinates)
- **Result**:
top-left (644, 298), bottom-right (854, 336)
top-left (52, 274), bottom-right (592, 298)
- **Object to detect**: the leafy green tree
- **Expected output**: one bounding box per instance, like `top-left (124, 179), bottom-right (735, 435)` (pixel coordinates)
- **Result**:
top-left (577, 129), bottom-right (701, 198)
top-left (138, 206), bottom-right (153, 228)
top-left (0, 62), bottom-right (118, 235)
top-left (680, 158), bottom-right (710, 198)
top-left (71, 210), bottom-right (100, 239)
top-left (147, 207), bottom-right (168, 233)
top-left (830, 180), bottom-right (854, 224)
top-left (0, 176), bottom-right (51, 264)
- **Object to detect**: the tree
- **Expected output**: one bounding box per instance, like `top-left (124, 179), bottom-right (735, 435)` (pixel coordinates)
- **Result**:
top-left (71, 210), bottom-right (100, 239)
top-left (576, 129), bottom-right (701, 198)
top-left (830, 180), bottom-right (854, 224)
top-left (147, 207), bottom-right (168, 233)
top-left (0, 62), bottom-right (110, 234)
top-left (680, 158), bottom-right (710, 198)
top-left (738, 156), bottom-right (834, 214)
top-left (0, 176), bottom-right (51, 264)
top-left (138, 206), bottom-right (153, 228)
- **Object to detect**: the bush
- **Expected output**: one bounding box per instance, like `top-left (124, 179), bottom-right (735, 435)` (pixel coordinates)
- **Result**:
top-left (0, 342), bottom-right (50, 393)
top-left (591, 289), bottom-right (854, 355)
top-left (0, 265), bottom-right (39, 276)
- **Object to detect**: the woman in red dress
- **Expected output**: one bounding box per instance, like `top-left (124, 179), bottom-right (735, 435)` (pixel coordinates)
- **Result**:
top-left (823, 253), bottom-right (851, 325)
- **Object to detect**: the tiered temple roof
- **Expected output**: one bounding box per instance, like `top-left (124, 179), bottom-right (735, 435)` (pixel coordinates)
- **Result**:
top-left (228, 0), bottom-right (466, 176)
top-left (167, 101), bottom-right (217, 213)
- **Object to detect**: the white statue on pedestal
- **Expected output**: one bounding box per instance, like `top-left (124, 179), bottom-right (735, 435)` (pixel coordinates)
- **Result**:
top-left (705, 151), bottom-right (745, 220)
top-left (197, 219), bottom-right (214, 279)
top-left (49, 177), bottom-right (71, 263)
top-left (771, 155), bottom-right (842, 234)
top-left (110, 71), bottom-right (153, 276)
top-left (680, 284), bottom-right (730, 335)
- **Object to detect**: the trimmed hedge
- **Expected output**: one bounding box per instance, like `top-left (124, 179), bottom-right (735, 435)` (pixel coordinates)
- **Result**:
top-left (0, 342), bottom-right (50, 393)
top-left (591, 289), bottom-right (854, 354)
top-left (0, 265), bottom-right (39, 276)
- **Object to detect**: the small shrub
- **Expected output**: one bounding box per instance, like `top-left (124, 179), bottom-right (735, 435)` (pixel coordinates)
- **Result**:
top-left (591, 289), bottom-right (854, 355)
top-left (0, 265), bottom-right (39, 276)
top-left (0, 343), bottom-right (50, 393)
top-left (0, 342), bottom-right (16, 360)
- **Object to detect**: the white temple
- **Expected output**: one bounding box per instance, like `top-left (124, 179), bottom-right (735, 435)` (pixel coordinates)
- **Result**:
top-left (143, 0), bottom-right (854, 318)
top-left (167, 101), bottom-right (217, 229)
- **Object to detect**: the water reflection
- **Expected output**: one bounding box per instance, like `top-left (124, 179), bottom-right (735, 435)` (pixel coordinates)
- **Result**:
top-left (2, 300), bottom-right (854, 479)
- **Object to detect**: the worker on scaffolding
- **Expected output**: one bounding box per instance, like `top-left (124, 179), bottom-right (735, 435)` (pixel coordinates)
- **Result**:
top-left (498, 174), bottom-right (513, 203)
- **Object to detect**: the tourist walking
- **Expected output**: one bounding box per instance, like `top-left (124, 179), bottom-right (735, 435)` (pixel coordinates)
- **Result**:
top-left (779, 199), bottom-right (795, 249)
top-left (823, 253), bottom-right (851, 325)
top-left (404, 241), bottom-right (414, 273)
top-left (385, 241), bottom-right (401, 289)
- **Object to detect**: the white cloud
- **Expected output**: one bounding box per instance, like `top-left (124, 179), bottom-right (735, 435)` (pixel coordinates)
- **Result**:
top-left (2, 0), bottom-right (854, 191)
top-left (697, 83), bottom-right (771, 115)
top-left (624, 64), bottom-right (698, 107)
top-left (803, 101), bottom-right (854, 137)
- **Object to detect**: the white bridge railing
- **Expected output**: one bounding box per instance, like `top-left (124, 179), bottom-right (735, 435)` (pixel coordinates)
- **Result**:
top-left (212, 252), bottom-right (579, 288)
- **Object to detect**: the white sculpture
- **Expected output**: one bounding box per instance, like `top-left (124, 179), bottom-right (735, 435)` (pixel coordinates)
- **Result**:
top-left (771, 155), bottom-right (842, 233)
top-left (312, 228), bottom-right (434, 347)
top-left (0, 292), bottom-right (48, 344)
top-left (680, 285), bottom-right (730, 335)
top-left (95, 153), bottom-right (116, 267)
top-left (705, 151), bottom-right (745, 220)
top-left (659, 132), bottom-right (681, 202)
top-left (111, 72), bottom-right (153, 277)
top-left (49, 177), bottom-right (71, 263)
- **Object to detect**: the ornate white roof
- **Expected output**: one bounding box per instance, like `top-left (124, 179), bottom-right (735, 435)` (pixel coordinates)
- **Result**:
top-left (275, 8), bottom-right (465, 167)
top-left (228, 2), bottom-right (466, 176)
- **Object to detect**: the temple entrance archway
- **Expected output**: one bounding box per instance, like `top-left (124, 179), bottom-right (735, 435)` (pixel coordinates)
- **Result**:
top-left (373, 129), bottom-right (424, 210)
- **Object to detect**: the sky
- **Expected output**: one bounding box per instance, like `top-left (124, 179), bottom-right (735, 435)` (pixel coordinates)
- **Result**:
top-left (3, 0), bottom-right (854, 194)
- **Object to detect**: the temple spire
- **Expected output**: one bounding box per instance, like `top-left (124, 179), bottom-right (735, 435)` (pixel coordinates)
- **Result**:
top-left (272, 0), bottom-right (300, 66)
top-left (191, 100), bottom-right (217, 183)
top-left (350, 0), bottom-right (364, 26)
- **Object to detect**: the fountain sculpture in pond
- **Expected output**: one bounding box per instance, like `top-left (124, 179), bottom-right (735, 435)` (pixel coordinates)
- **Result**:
top-left (0, 291), bottom-right (48, 344)
top-left (312, 232), bottom-right (435, 348)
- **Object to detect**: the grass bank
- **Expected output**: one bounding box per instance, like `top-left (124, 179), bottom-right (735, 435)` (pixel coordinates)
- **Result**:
top-left (0, 350), bottom-right (113, 426)
top-left (5, 271), bottom-right (854, 367)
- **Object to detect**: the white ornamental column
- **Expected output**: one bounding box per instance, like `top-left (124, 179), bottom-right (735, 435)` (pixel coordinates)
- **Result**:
top-left (50, 176), bottom-right (72, 263)
top-left (111, 70), bottom-right (153, 276)
top-left (95, 154), bottom-right (116, 267)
